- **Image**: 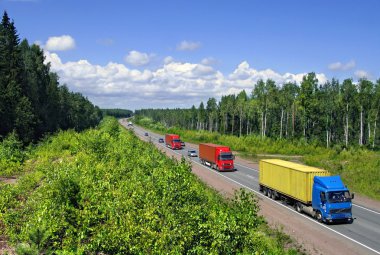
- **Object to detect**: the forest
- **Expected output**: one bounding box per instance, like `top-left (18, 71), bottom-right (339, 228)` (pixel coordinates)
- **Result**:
top-left (136, 74), bottom-right (380, 149)
top-left (101, 108), bottom-right (133, 118)
top-left (0, 11), bottom-right (102, 144)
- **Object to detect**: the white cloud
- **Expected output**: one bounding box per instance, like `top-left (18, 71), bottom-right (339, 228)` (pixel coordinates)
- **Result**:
top-left (201, 57), bottom-right (218, 66)
top-left (355, 70), bottom-right (370, 79)
top-left (328, 60), bottom-right (356, 71)
top-left (44, 52), bottom-right (328, 110)
top-left (177, 40), bottom-right (201, 51)
top-left (45, 35), bottom-right (76, 51)
top-left (97, 38), bottom-right (114, 46)
top-left (125, 50), bottom-right (152, 66)
top-left (229, 61), bottom-right (327, 85)
top-left (164, 56), bottom-right (174, 64)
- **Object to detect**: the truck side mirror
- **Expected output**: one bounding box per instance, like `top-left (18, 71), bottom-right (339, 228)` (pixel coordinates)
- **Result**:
top-left (351, 193), bottom-right (354, 199)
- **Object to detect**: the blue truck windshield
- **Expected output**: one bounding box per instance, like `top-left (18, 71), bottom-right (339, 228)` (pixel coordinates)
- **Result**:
top-left (327, 191), bottom-right (351, 203)
top-left (172, 139), bottom-right (180, 143)
top-left (219, 153), bottom-right (233, 160)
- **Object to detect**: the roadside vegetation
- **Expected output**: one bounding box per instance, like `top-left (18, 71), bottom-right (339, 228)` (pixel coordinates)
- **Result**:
top-left (0, 117), bottom-right (300, 254)
top-left (136, 117), bottom-right (380, 200)
top-left (0, 11), bottom-right (102, 144)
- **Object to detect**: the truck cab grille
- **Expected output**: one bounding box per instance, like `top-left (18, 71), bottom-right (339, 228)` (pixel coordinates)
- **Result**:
top-left (330, 208), bottom-right (351, 214)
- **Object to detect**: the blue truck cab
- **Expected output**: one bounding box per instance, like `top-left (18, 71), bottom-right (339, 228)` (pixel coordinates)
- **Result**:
top-left (312, 176), bottom-right (354, 223)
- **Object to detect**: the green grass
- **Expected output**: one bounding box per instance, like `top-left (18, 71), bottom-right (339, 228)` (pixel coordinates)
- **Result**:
top-left (137, 118), bottom-right (380, 201)
top-left (0, 117), bottom-right (300, 254)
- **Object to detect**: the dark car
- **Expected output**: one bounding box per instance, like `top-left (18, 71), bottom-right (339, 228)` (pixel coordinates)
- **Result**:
top-left (158, 138), bottom-right (164, 143)
top-left (144, 132), bottom-right (149, 136)
top-left (187, 149), bottom-right (197, 157)
top-left (180, 141), bottom-right (185, 147)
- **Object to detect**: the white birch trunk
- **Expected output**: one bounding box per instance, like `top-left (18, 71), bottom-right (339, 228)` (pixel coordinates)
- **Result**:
top-left (360, 108), bottom-right (363, 146)
top-left (280, 108), bottom-right (284, 139)
top-left (373, 118), bottom-right (377, 148)
top-left (264, 111), bottom-right (267, 137)
top-left (261, 111), bottom-right (264, 137)
top-left (239, 110), bottom-right (242, 137)
top-left (326, 130), bottom-right (329, 148)
top-left (345, 103), bottom-right (349, 147)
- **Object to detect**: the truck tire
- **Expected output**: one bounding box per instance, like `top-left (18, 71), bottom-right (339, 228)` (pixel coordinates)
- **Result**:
top-left (271, 190), bottom-right (277, 200)
top-left (295, 202), bottom-right (302, 213)
top-left (263, 187), bottom-right (268, 196)
top-left (267, 189), bottom-right (272, 198)
top-left (315, 211), bottom-right (323, 222)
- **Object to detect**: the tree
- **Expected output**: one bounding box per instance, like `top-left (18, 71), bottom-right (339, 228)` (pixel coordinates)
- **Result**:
top-left (197, 102), bottom-right (206, 130)
top-left (280, 82), bottom-right (299, 138)
top-left (357, 79), bottom-right (373, 146)
top-left (299, 73), bottom-right (319, 140)
top-left (340, 79), bottom-right (357, 147)
top-left (206, 97), bottom-right (218, 132)
top-left (236, 90), bottom-right (248, 137)
top-left (372, 79), bottom-right (380, 148)
top-left (0, 11), bottom-right (35, 142)
top-left (252, 80), bottom-right (267, 138)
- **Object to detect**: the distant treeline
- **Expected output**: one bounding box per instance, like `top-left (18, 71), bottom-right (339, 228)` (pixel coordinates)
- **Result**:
top-left (136, 73), bottom-right (380, 149)
top-left (101, 108), bottom-right (133, 118)
top-left (0, 11), bottom-right (102, 143)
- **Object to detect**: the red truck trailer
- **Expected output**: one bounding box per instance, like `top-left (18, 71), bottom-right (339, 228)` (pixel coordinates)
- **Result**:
top-left (199, 143), bottom-right (235, 171)
top-left (165, 134), bottom-right (182, 150)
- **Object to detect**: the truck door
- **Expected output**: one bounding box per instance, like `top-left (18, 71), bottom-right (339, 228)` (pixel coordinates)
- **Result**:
top-left (319, 191), bottom-right (327, 214)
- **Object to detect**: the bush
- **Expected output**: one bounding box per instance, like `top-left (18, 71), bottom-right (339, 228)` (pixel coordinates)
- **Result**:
top-left (0, 117), bottom-right (299, 254)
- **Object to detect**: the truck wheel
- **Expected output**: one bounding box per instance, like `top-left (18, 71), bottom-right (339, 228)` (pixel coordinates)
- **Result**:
top-left (315, 211), bottom-right (323, 222)
top-left (271, 191), bottom-right (277, 200)
top-left (295, 202), bottom-right (302, 213)
top-left (263, 187), bottom-right (268, 196)
top-left (267, 189), bottom-right (272, 198)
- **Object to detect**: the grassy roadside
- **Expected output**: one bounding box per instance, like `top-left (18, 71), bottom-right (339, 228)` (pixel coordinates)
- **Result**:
top-left (0, 117), bottom-right (301, 254)
top-left (136, 117), bottom-right (380, 201)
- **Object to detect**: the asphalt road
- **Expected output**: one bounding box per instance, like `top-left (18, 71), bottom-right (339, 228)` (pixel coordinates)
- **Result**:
top-left (131, 124), bottom-right (380, 255)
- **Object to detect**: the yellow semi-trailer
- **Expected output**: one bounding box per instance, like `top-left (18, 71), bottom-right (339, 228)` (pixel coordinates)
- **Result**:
top-left (259, 159), bottom-right (354, 223)
top-left (259, 159), bottom-right (329, 204)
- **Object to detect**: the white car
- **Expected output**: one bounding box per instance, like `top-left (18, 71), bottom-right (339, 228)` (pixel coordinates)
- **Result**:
top-left (187, 149), bottom-right (197, 157)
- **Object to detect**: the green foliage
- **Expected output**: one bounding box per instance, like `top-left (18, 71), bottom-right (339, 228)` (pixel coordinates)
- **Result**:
top-left (101, 108), bottom-right (133, 118)
top-left (0, 131), bottom-right (25, 176)
top-left (0, 117), bottom-right (299, 254)
top-left (0, 11), bottom-right (102, 144)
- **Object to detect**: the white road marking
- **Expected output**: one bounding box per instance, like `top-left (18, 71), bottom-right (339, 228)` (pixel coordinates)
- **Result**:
top-left (353, 204), bottom-right (380, 215)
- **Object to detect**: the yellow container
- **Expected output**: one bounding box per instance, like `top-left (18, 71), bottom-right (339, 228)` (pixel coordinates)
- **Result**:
top-left (259, 159), bottom-right (330, 204)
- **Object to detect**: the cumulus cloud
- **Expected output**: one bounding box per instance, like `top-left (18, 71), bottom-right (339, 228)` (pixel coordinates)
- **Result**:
top-left (44, 52), bottom-right (328, 110)
top-left (125, 50), bottom-right (153, 66)
top-left (201, 57), bottom-right (218, 66)
top-left (45, 35), bottom-right (76, 51)
top-left (355, 70), bottom-right (370, 79)
top-left (328, 60), bottom-right (356, 71)
top-left (229, 61), bottom-right (327, 85)
top-left (164, 56), bottom-right (174, 64)
top-left (176, 40), bottom-right (201, 51)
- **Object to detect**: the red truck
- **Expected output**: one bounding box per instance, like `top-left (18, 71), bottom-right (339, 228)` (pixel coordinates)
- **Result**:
top-left (165, 134), bottom-right (182, 150)
top-left (199, 143), bottom-right (235, 171)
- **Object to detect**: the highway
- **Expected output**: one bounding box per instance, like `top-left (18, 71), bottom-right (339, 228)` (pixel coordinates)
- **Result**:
top-left (130, 124), bottom-right (380, 255)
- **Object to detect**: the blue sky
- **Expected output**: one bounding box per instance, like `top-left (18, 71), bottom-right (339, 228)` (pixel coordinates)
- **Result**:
top-left (1, 0), bottom-right (380, 110)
